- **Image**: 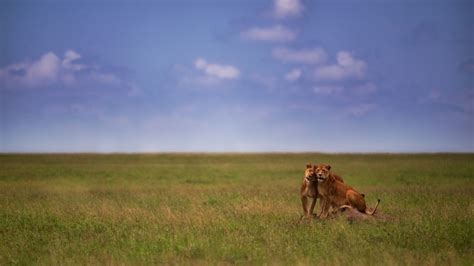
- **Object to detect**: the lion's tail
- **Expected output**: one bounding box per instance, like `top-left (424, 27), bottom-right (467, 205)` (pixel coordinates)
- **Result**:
top-left (365, 199), bottom-right (380, 215)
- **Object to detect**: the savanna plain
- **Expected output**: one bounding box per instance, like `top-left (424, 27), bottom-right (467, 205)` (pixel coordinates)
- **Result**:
top-left (0, 153), bottom-right (473, 265)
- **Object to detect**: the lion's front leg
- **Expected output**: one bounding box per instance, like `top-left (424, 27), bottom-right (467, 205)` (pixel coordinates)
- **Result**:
top-left (309, 197), bottom-right (317, 217)
top-left (318, 198), bottom-right (326, 218)
top-left (301, 196), bottom-right (309, 218)
top-left (319, 197), bottom-right (331, 219)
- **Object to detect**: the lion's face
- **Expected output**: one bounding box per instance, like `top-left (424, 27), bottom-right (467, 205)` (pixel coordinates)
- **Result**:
top-left (304, 164), bottom-right (317, 181)
top-left (315, 164), bottom-right (331, 183)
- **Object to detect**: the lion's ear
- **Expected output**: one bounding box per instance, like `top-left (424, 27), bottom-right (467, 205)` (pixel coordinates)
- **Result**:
top-left (306, 163), bottom-right (312, 169)
top-left (326, 164), bottom-right (331, 171)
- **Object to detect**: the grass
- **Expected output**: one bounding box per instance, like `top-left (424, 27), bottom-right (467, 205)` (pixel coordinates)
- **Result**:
top-left (0, 153), bottom-right (473, 265)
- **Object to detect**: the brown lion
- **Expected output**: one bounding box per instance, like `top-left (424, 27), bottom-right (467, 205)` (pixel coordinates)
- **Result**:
top-left (300, 163), bottom-right (344, 219)
top-left (315, 164), bottom-right (379, 218)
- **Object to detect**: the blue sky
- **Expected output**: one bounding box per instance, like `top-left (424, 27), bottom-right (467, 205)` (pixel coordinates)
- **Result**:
top-left (1, 0), bottom-right (472, 152)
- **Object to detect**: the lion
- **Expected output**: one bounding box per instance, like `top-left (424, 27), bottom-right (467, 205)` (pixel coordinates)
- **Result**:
top-left (300, 163), bottom-right (344, 219)
top-left (300, 163), bottom-right (319, 219)
top-left (315, 164), bottom-right (379, 218)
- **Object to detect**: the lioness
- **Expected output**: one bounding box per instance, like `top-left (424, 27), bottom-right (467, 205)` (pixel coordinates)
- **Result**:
top-left (301, 164), bottom-right (344, 219)
top-left (315, 164), bottom-right (379, 218)
top-left (300, 163), bottom-right (319, 219)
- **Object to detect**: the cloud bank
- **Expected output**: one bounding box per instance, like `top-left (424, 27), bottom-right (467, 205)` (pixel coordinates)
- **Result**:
top-left (273, 0), bottom-right (304, 19)
top-left (194, 58), bottom-right (240, 79)
top-left (0, 52), bottom-right (60, 88)
top-left (314, 51), bottom-right (367, 80)
top-left (0, 50), bottom-right (140, 95)
top-left (241, 25), bottom-right (296, 42)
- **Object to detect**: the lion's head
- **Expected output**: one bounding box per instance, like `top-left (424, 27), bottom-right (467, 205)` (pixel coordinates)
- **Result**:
top-left (304, 163), bottom-right (317, 182)
top-left (315, 164), bottom-right (331, 183)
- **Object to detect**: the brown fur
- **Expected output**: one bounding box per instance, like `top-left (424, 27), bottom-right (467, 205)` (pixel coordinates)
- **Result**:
top-left (315, 164), bottom-right (379, 218)
top-left (300, 164), bottom-right (344, 219)
top-left (300, 163), bottom-right (319, 219)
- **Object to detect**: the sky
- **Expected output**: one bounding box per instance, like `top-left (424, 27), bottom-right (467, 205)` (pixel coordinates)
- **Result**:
top-left (0, 0), bottom-right (473, 153)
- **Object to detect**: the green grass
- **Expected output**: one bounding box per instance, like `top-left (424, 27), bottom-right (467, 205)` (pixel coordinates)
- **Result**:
top-left (0, 153), bottom-right (473, 265)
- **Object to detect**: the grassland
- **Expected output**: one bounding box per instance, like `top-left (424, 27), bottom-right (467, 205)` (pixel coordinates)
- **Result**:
top-left (0, 153), bottom-right (473, 265)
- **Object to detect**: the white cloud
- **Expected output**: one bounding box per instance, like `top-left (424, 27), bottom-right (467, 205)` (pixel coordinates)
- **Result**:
top-left (26, 52), bottom-right (61, 86)
top-left (0, 52), bottom-right (61, 88)
top-left (194, 58), bottom-right (240, 79)
top-left (241, 25), bottom-right (296, 42)
top-left (195, 58), bottom-right (207, 69)
top-left (314, 51), bottom-right (367, 80)
top-left (62, 50), bottom-right (85, 71)
top-left (0, 50), bottom-right (138, 92)
top-left (274, 0), bottom-right (304, 18)
top-left (174, 64), bottom-right (220, 88)
top-left (285, 68), bottom-right (302, 81)
top-left (272, 47), bottom-right (327, 64)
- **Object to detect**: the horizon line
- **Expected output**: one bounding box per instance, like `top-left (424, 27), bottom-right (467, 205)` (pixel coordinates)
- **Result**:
top-left (1, 151), bottom-right (473, 155)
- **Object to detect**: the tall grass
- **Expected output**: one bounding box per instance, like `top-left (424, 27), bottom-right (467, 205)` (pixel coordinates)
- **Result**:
top-left (0, 153), bottom-right (473, 264)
